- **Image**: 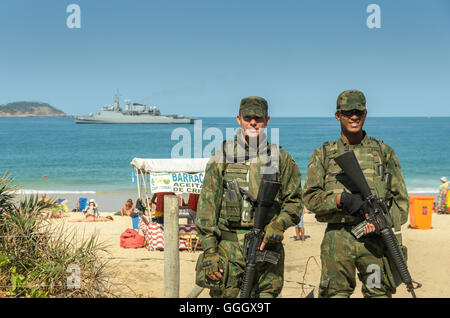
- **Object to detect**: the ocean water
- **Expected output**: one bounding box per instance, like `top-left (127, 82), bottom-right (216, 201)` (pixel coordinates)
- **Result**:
top-left (1, 116), bottom-right (449, 196)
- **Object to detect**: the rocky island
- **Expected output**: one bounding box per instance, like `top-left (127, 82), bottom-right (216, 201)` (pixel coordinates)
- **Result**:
top-left (0, 102), bottom-right (66, 118)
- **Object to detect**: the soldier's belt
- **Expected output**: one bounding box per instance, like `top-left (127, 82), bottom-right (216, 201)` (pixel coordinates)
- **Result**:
top-left (221, 231), bottom-right (280, 264)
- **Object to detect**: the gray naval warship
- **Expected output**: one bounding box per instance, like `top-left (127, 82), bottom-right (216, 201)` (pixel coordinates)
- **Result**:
top-left (73, 93), bottom-right (195, 124)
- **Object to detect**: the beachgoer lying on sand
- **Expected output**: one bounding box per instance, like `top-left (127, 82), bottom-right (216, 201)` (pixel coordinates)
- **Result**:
top-left (69, 215), bottom-right (113, 222)
top-left (37, 194), bottom-right (67, 219)
top-left (44, 209), bottom-right (64, 219)
top-left (120, 199), bottom-right (135, 216)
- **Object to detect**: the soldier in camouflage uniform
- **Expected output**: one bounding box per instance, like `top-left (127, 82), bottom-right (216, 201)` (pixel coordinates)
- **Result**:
top-left (195, 96), bottom-right (302, 298)
top-left (303, 90), bottom-right (409, 298)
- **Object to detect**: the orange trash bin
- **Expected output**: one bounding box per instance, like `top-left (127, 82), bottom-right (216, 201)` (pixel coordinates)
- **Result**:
top-left (409, 196), bottom-right (434, 229)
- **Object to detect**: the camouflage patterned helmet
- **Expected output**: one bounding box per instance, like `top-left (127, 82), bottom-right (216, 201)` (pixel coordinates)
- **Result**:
top-left (239, 96), bottom-right (268, 117)
top-left (336, 90), bottom-right (366, 111)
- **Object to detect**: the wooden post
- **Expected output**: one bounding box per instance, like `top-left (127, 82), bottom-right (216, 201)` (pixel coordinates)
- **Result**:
top-left (164, 195), bottom-right (179, 298)
top-left (186, 285), bottom-right (204, 298)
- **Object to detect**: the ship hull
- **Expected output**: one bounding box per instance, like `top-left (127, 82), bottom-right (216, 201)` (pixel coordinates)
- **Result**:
top-left (73, 115), bottom-right (195, 124)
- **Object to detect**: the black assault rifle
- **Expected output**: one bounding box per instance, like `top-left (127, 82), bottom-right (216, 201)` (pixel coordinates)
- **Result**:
top-left (239, 178), bottom-right (281, 298)
top-left (334, 150), bottom-right (421, 298)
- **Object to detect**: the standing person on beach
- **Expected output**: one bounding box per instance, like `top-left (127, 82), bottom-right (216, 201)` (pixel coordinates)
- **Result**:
top-left (303, 90), bottom-right (409, 298)
top-left (436, 177), bottom-right (449, 214)
top-left (295, 207), bottom-right (306, 241)
top-left (195, 96), bottom-right (303, 298)
top-left (150, 192), bottom-right (175, 224)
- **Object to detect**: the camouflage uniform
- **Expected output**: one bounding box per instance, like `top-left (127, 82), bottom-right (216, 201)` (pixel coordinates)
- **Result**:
top-left (303, 90), bottom-right (409, 298)
top-left (195, 96), bottom-right (303, 298)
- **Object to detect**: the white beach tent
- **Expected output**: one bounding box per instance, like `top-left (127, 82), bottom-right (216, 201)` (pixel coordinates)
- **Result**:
top-left (130, 158), bottom-right (210, 174)
top-left (130, 157), bottom-right (210, 208)
top-left (130, 158), bottom-right (210, 252)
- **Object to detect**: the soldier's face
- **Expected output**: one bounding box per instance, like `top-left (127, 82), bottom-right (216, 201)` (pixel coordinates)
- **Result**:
top-left (335, 109), bottom-right (366, 134)
top-left (236, 114), bottom-right (270, 138)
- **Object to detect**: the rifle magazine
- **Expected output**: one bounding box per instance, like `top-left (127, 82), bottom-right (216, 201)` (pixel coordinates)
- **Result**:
top-left (256, 250), bottom-right (280, 265)
top-left (351, 220), bottom-right (367, 239)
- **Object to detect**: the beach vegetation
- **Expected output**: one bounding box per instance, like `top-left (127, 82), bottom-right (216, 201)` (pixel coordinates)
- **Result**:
top-left (0, 172), bottom-right (116, 298)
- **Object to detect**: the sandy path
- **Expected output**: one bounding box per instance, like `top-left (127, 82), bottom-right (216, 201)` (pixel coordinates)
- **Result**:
top-left (60, 211), bottom-right (450, 298)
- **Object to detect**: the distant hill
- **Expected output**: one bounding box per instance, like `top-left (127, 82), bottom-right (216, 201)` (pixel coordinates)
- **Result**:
top-left (0, 102), bottom-right (66, 117)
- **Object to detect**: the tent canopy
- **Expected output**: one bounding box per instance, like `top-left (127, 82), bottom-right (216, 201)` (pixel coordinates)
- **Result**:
top-left (130, 158), bottom-right (209, 173)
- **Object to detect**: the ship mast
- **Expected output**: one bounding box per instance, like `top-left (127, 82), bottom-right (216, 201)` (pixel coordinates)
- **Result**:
top-left (113, 89), bottom-right (121, 111)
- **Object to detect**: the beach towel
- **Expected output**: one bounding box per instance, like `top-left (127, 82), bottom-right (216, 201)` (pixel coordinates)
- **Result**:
top-left (120, 228), bottom-right (145, 249)
top-left (138, 217), bottom-right (202, 251)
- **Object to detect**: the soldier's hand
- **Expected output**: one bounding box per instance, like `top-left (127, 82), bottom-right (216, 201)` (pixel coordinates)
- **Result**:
top-left (363, 213), bottom-right (376, 235)
top-left (208, 269), bottom-right (223, 281)
top-left (339, 192), bottom-right (365, 215)
top-left (202, 252), bottom-right (223, 281)
top-left (262, 220), bottom-right (284, 249)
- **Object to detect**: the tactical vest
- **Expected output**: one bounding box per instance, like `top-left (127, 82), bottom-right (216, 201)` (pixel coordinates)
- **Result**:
top-left (218, 140), bottom-right (281, 230)
top-left (317, 136), bottom-right (399, 229)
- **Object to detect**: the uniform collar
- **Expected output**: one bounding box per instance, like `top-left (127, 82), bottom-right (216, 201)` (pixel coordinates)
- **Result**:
top-left (235, 129), bottom-right (269, 153)
top-left (225, 129), bottom-right (271, 163)
top-left (338, 130), bottom-right (369, 148)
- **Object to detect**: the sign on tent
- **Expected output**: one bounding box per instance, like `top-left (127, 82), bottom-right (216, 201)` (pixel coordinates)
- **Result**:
top-left (150, 172), bottom-right (204, 194)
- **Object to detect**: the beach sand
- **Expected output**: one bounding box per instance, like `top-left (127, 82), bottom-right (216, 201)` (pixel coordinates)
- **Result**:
top-left (60, 210), bottom-right (450, 298)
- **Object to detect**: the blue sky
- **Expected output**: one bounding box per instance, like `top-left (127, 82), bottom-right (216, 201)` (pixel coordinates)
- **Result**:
top-left (0, 0), bottom-right (449, 117)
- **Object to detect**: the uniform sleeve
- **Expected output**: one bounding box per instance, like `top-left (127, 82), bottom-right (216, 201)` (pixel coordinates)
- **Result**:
top-left (272, 151), bottom-right (303, 230)
top-left (384, 145), bottom-right (409, 226)
top-left (195, 152), bottom-right (224, 252)
top-left (302, 147), bottom-right (340, 215)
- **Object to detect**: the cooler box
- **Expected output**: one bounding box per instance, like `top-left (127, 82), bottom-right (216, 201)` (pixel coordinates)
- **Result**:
top-left (409, 196), bottom-right (434, 229)
top-left (131, 216), bottom-right (139, 230)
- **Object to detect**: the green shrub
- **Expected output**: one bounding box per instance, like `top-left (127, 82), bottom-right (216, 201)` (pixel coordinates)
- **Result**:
top-left (0, 172), bottom-right (117, 298)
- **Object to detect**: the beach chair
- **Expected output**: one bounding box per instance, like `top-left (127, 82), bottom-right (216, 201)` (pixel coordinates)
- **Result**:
top-left (78, 197), bottom-right (88, 212)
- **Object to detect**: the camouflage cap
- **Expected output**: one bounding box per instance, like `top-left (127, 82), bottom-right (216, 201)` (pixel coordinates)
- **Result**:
top-left (336, 90), bottom-right (366, 111)
top-left (239, 96), bottom-right (268, 117)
